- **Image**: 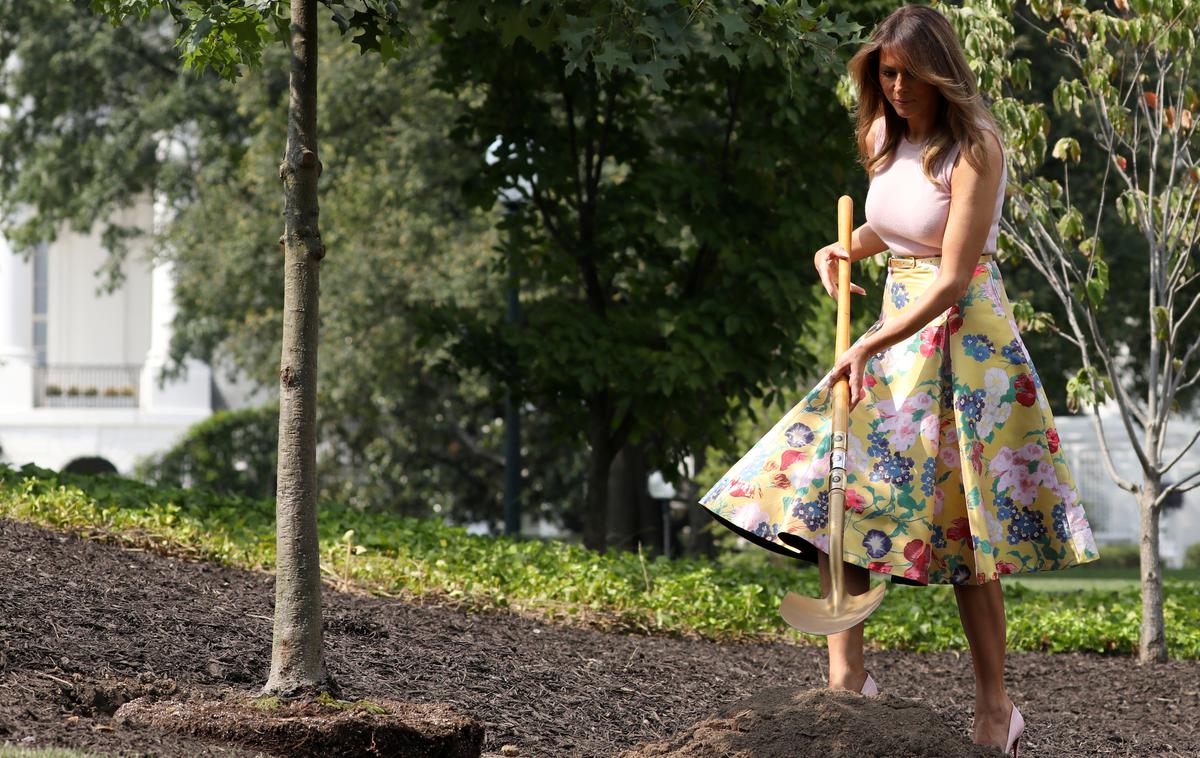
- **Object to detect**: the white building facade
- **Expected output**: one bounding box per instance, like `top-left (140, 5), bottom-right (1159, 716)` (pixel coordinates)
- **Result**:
top-left (0, 199), bottom-right (213, 474)
top-left (1056, 411), bottom-right (1200, 568)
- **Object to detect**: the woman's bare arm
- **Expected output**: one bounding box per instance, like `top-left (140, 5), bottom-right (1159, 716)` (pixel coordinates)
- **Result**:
top-left (848, 222), bottom-right (889, 262)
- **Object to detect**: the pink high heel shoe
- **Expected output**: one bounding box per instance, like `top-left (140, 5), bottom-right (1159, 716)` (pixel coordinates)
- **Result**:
top-left (860, 672), bottom-right (879, 696)
top-left (1005, 703), bottom-right (1025, 757)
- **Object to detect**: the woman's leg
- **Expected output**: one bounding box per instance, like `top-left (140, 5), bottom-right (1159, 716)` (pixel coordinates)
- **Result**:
top-left (817, 551), bottom-right (871, 691)
top-left (954, 579), bottom-right (1016, 748)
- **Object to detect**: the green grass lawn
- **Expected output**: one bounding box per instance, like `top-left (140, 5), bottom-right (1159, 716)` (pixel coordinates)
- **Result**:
top-left (2, 463), bottom-right (1198, 658)
top-left (770, 562), bottom-right (1200, 593)
top-left (1009, 565), bottom-right (1200, 593)
top-left (0, 746), bottom-right (102, 758)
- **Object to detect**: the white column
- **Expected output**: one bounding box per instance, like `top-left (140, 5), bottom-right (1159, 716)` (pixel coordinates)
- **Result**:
top-left (139, 255), bottom-right (212, 413)
top-left (145, 256), bottom-right (176, 364)
top-left (139, 185), bottom-right (211, 414)
top-left (0, 232), bottom-right (35, 411)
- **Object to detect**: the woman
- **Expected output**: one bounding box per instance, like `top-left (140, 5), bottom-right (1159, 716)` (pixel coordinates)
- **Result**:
top-left (696, 5), bottom-right (1100, 756)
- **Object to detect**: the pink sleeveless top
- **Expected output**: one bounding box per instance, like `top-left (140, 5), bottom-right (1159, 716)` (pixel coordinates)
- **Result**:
top-left (864, 116), bottom-right (1006, 257)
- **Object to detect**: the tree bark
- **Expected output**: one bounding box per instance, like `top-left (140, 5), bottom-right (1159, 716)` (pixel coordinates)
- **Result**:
top-left (606, 445), bottom-right (636, 550)
top-left (627, 445), bottom-right (662, 556)
top-left (1138, 481), bottom-right (1168, 663)
top-left (583, 399), bottom-right (612, 551)
top-left (264, 0), bottom-right (334, 696)
top-left (604, 442), bottom-right (660, 553)
top-left (682, 450), bottom-right (714, 559)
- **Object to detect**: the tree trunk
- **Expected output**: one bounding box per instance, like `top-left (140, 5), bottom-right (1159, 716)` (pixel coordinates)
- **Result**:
top-left (606, 445), bottom-right (636, 550)
top-left (1138, 481), bottom-right (1168, 663)
top-left (682, 451), bottom-right (714, 559)
top-left (630, 446), bottom-right (662, 556)
top-left (583, 398), bottom-right (613, 551)
top-left (264, 0), bottom-right (334, 696)
top-left (604, 443), bottom-right (659, 553)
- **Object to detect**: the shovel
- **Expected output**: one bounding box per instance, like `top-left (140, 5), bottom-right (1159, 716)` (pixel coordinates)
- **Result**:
top-left (778, 195), bottom-right (887, 636)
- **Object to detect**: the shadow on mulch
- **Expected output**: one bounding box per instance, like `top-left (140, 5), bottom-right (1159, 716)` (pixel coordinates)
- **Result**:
top-left (1, 518), bottom-right (1198, 757)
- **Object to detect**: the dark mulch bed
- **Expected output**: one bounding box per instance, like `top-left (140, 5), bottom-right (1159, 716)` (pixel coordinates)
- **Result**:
top-left (1, 517), bottom-right (1197, 757)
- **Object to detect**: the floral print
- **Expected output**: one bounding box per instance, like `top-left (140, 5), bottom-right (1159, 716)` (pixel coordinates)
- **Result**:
top-left (792, 491), bottom-right (830, 531)
top-left (1001, 338), bottom-right (1026, 364)
top-left (785, 422), bottom-right (815, 448)
top-left (863, 530), bottom-right (892, 558)
top-left (699, 257), bottom-right (1100, 585)
top-left (962, 334), bottom-right (996, 362)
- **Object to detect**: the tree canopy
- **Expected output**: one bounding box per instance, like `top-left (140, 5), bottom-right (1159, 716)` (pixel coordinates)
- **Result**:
top-left (2, 1), bottom-right (874, 545)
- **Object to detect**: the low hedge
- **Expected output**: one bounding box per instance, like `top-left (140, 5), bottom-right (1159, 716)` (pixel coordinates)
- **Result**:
top-left (1186, 541), bottom-right (1200, 569)
top-left (1, 464), bottom-right (1197, 658)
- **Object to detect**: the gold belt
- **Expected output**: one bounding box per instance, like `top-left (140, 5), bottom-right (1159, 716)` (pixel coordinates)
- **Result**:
top-left (888, 253), bottom-right (995, 269)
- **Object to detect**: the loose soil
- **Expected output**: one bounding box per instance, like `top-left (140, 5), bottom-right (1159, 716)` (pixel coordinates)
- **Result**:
top-left (620, 687), bottom-right (1002, 758)
top-left (1, 518), bottom-right (1197, 757)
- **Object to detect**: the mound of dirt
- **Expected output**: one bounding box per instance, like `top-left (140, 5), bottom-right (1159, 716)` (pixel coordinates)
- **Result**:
top-left (115, 693), bottom-right (484, 758)
top-left (621, 687), bottom-right (1004, 758)
top-left (59, 672), bottom-right (179, 717)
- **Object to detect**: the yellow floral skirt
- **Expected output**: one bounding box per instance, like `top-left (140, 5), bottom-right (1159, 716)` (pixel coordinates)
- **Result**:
top-left (699, 254), bottom-right (1100, 585)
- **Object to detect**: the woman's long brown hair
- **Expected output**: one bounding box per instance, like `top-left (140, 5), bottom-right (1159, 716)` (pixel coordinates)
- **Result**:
top-left (849, 4), bottom-right (1000, 187)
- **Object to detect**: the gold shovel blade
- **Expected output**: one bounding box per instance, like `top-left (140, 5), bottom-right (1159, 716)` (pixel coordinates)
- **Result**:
top-left (778, 582), bottom-right (887, 636)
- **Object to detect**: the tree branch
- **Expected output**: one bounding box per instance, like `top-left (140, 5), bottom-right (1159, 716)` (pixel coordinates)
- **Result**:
top-left (1156, 465), bottom-right (1200, 503)
top-left (1160, 423), bottom-right (1200, 476)
top-left (1004, 198), bottom-right (1152, 480)
top-left (527, 178), bottom-right (575, 255)
top-left (1017, 195), bottom-right (1153, 464)
top-left (1089, 405), bottom-right (1140, 493)
top-left (557, 61), bottom-right (584, 214)
top-left (591, 74), bottom-right (619, 194)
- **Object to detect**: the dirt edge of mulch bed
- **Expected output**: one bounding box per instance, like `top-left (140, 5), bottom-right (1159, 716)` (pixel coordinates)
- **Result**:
top-left (114, 692), bottom-right (484, 758)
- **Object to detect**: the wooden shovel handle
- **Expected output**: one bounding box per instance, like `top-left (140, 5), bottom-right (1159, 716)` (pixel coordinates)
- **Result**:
top-left (827, 195), bottom-right (854, 612)
top-left (833, 195), bottom-right (853, 434)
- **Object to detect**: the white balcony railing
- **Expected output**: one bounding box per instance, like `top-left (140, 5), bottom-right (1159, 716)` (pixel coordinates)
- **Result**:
top-left (33, 364), bottom-right (140, 408)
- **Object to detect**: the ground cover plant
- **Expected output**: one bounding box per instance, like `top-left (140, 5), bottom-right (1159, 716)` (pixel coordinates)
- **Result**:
top-left (2, 464), bottom-right (1197, 658)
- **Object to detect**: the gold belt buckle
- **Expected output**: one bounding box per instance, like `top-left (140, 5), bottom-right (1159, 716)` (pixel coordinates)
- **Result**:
top-left (889, 255), bottom-right (917, 269)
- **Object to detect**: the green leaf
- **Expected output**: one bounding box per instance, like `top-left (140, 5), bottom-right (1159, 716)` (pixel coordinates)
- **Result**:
top-left (1116, 189), bottom-right (1141, 225)
top-left (1051, 137), bottom-right (1081, 163)
top-left (1056, 206), bottom-right (1085, 241)
top-left (592, 43), bottom-right (629, 73)
top-left (1052, 79), bottom-right (1085, 117)
top-left (714, 11), bottom-right (750, 39)
top-left (1153, 306), bottom-right (1170, 342)
top-left (1065, 366), bottom-right (1110, 412)
top-left (639, 56), bottom-right (678, 93)
top-left (1078, 236), bottom-right (1103, 259)
top-left (1011, 299), bottom-right (1054, 333)
top-left (1084, 258), bottom-right (1110, 307)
